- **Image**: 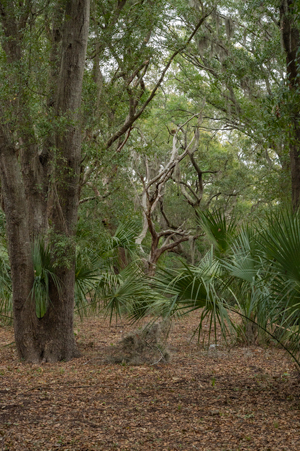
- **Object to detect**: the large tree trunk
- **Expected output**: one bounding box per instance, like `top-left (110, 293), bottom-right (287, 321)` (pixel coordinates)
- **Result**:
top-left (290, 134), bottom-right (300, 210)
top-left (0, 132), bottom-right (36, 360)
top-left (0, 0), bottom-right (90, 363)
top-left (280, 0), bottom-right (300, 209)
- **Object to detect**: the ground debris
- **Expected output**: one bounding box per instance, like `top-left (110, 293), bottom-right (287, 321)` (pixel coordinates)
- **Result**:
top-left (0, 313), bottom-right (299, 450)
top-left (108, 320), bottom-right (171, 365)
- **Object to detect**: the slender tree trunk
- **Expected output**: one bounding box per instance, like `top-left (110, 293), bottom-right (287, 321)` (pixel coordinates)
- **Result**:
top-left (280, 0), bottom-right (300, 209)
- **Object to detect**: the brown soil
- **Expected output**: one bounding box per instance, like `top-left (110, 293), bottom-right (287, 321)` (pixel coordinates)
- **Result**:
top-left (0, 313), bottom-right (300, 450)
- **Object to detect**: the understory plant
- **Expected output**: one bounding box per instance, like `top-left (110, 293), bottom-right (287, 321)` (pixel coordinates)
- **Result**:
top-left (0, 243), bottom-right (12, 324)
top-left (139, 209), bottom-right (300, 370)
top-left (0, 220), bottom-right (152, 323)
top-left (2, 209), bottom-right (300, 371)
top-left (73, 220), bottom-right (160, 320)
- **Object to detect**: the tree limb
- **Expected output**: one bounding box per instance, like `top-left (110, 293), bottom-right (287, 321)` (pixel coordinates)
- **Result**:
top-left (105, 12), bottom-right (211, 149)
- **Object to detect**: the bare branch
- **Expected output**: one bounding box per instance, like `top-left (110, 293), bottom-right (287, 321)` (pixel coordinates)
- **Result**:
top-left (79, 187), bottom-right (119, 205)
top-left (157, 227), bottom-right (187, 239)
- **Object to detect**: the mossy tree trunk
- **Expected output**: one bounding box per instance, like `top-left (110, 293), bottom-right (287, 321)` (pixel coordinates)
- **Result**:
top-left (0, 0), bottom-right (90, 362)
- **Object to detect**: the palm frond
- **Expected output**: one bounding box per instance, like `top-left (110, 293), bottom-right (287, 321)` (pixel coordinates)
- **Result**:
top-left (94, 262), bottom-right (161, 323)
top-left (31, 240), bottom-right (62, 318)
top-left (0, 244), bottom-right (12, 323)
top-left (74, 251), bottom-right (101, 316)
top-left (198, 209), bottom-right (238, 256)
top-left (153, 256), bottom-right (235, 344)
top-left (257, 210), bottom-right (300, 330)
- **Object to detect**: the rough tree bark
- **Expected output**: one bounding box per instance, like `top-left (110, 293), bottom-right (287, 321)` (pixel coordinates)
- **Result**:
top-left (0, 0), bottom-right (90, 362)
top-left (280, 0), bottom-right (300, 209)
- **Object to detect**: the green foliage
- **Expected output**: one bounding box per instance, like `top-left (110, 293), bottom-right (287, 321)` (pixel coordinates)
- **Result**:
top-left (223, 227), bottom-right (272, 343)
top-left (198, 209), bottom-right (238, 257)
top-left (108, 220), bottom-right (141, 257)
top-left (31, 240), bottom-right (62, 319)
top-left (0, 244), bottom-right (12, 324)
top-left (257, 210), bottom-right (300, 339)
top-left (74, 220), bottom-right (154, 320)
top-left (121, 208), bottom-right (300, 368)
top-left (152, 250), bottom-right (234, 344)
top-left (74, 251), bottom-right (100, 317)
top-left (96, 263), bottom-right (160, 323)
top-left (47, 232), bottom-right (76, 270)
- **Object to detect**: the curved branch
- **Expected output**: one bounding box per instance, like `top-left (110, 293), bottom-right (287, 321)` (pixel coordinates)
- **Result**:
top-left (105, 12), bottom-right (211, 149)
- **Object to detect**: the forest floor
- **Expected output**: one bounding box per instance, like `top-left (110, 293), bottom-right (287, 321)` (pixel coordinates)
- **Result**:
top-left (0, 313), bottom-right (300, 451)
